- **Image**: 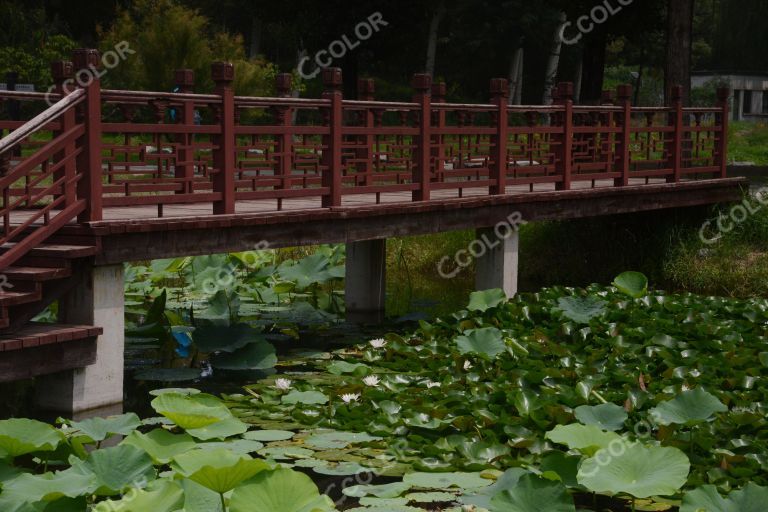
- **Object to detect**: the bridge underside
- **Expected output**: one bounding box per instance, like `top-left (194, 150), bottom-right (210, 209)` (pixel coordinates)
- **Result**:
top-left (46, 177), bottom-right (744, 264)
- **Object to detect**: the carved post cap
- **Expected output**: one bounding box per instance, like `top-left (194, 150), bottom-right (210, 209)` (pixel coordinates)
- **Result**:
top-left (275, 73), bottom-right (293, 97)
top-left (174, 69), bottom-right (195, 90)
top-left (411, 73), bottom-right (432, 92)
top-left (617, 84), bottom-right (633, 101)
top-left (490, 78), bottom-right (510, 97)
top-left (322, 68), bottom-right (343, 91)
top-left (211, 62), bottom-right (235, 85)
top-left (72, 49), bottom-right (101, 70)
top-left (557, 82), bottom-right (574, 100)
top-left (51, 61), bottom-right (74, 82)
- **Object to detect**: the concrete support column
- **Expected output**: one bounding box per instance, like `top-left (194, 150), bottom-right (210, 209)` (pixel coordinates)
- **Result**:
top-left (36, 264), bottom-right (125, 415)
top-left (475, 227), bottom-right (519, 297)
top-left (345, 239), bottom-right (386, 323)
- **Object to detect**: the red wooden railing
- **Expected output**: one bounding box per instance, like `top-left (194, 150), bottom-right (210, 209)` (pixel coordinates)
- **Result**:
top-left (0, 49), bottom-right (731, 246)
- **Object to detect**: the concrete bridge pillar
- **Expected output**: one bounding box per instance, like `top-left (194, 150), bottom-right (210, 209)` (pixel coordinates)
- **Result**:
top-left (35, 264), bottom-right (124, 415)
top-left (475, 227), bottom-right (519, 298)
top-left (345, 239), bottom-right (386, 323)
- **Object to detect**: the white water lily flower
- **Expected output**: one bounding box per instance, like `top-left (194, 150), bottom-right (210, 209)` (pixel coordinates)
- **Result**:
top-left (369, 338), bottom-right (387, 349)
top-left (463, 360), bottom-right (473, 370)
top-left (274, 378), bottom-right (292, 390)
top-left (425, 381), bottom-right (441, 389)
top-left (340, 393), bottom-right (361, 403)
top-left (363, 375), bottom-right (381, 387)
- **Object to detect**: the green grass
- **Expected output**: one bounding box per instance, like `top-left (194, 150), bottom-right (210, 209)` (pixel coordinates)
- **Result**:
top-left (386, 196), bottom-right (768, 310)
top-left (728, 121), bottom-right (768, 165)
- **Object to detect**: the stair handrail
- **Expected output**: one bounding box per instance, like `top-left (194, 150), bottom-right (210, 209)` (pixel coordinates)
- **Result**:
top-left (0, 88), bottom-right (84, 157)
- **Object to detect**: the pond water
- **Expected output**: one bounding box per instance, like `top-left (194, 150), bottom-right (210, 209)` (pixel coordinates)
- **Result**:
top-left (1, 253), bottom-right (766, 511)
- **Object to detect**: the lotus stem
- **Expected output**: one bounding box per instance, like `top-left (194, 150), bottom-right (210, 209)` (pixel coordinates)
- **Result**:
top-left (220, 492), bottom-right (227, 512)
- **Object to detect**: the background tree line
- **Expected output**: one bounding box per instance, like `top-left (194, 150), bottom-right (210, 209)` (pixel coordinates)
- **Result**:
top-left (0, 0), bottom-right (761, 106)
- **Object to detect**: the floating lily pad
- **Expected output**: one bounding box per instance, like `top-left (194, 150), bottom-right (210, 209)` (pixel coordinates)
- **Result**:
top-left (0, 419), bottom-right (64, 458)
top-left (229, 468), bottom-right (335, 512)
top-left (403, 472), bottom-right (492, 490)
top-left (649, 388), bottom-right (728, 426)
top-left (556, 296), bottom-right (607, 324)
top-left (281, 390), bottom-right (329, 405)
top-left (545, 424), bottom-right (621, 456)
top-left (578, 443), bottom-right (690, 498)
top-left (455, 327), bottom-right (506, 359)
top-left (574, 403), bottom-right (628, 431)
top-left (305, 431), bottom-right (382, 449)
top-left (243, 430), bottom-right (295, 442)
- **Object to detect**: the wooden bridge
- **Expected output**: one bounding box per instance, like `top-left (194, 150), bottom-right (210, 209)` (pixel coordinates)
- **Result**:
top-left (0, 49), bottom-right (744, 414)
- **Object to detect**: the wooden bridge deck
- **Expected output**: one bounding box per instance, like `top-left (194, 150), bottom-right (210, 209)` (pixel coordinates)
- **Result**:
top-left (7, 177), bottom-right (741, 265)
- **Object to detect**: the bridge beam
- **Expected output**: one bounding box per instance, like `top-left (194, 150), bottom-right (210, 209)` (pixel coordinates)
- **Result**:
top-left (35, 264), bottom-right (124, 415)
top-left (475, 227), bottom-right (519, 298)
top-left (345, 239), bottom-right (386, 323)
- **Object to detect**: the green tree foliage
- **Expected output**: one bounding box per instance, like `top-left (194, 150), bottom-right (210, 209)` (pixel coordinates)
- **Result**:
top-left (0, 2), bottom-right (76, 88)
top-left (99, 0), bottom-right (277, 95)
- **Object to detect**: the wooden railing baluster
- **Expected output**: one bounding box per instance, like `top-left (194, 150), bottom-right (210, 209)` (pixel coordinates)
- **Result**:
top-left (412, 73), bottom-right (432, 201)
top-left (73, 48), bottom-right (103, 222)
top-left (490, 78), bottom-right (509, 195)
top-left (614, 84), bottom-right (633, 187)
top-left (716, 87), bottom-right (730, 179)
top-left (212, 62), bottom-right (236, 215)
top-left (321, 68), bottom-right (343, 208)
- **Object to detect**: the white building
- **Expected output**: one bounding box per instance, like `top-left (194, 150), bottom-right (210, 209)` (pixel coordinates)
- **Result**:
top-left (692, 72), bottom-right (768, 121)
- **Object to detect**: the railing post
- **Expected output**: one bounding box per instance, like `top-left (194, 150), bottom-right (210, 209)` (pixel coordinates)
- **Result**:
top-left (211, 62), bottom-right (235, 215)
top-left (490, 78), bottom-right (509, 195)
top-left (716, 87), bottom-right (730, 178)
top-left (615, 84), bottom-right (633, 187)
top-left (555, 82), bottom-right (573, 191)
top-left (321, 68), bottom-right (343, 208)
top-left (174, 69), bottom-right (195, 195)
top-left (431, 81), bottom-right (446, 177)
top-left (274, 73), bottom-right (293, 210)
top-left (357, 78), bottom-right (375, 188)
top-left (72, 49), bottom-right (103, 222)
top-left (51, 60), bottom-right (76, 205)
top-left (412, 73), bottom-right (432, 201)
top-left (667, 85), bottom-right (684, 183)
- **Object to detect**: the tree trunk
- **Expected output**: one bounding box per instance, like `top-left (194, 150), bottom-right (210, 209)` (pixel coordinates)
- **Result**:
top-left (574, 58), bottom-right (583, 105)
top-left (542, 12), bottom-right (567, 105)
top-left (249, 15), bottom-right (262, 58)
top-left (665, 0), bottom-right (694, 106)
top-left (580, 30), bottom-right (608, 104)
top-left (508, 46), bottom-right (524, 105)
top-left (425, 1), bottom-right (447, 76)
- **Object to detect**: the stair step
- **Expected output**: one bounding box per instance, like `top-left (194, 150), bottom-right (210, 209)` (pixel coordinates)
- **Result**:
top-left (1, 243), bottom-right (99, 259)
top-left (0, 323), bottom-right (102, 351)
top-left (3, 266), bottom-right (73, 281)
top-left (14, 256), bottom-right (72, 269)
top-left (0, 289), bottom-right (42, 306)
